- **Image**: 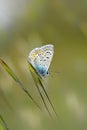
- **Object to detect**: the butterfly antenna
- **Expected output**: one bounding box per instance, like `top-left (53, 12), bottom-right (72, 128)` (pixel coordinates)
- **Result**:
top-left (38, 78), bottom-right (58, 118)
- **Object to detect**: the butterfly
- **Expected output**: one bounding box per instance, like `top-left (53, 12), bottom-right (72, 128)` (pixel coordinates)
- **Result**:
top-left (27, 44), bottom-right (57, 118)
top-left (28, 44), bottom-right (54, 77)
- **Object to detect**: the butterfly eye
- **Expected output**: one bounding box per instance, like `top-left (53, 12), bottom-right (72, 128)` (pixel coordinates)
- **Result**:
top-left (46, 71), bottom-right (49, 75)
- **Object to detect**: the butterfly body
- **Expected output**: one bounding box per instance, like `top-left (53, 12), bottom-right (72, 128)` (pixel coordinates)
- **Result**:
top-left (28, 44), bottom-right (54, 77)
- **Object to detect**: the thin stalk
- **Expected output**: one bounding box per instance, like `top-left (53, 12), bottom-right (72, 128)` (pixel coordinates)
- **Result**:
top-left (30, 69), bottom-right (53, 118)
top-left (38, 78), bottom-right (58, 117)
top-left (0, 58), bottom-right (41, 110)
top-left (0, 114), bottom-right (10, 130)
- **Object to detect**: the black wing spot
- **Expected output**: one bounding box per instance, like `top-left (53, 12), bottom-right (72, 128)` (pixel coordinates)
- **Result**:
top-left (46, 51), bottom-right (52, 55)
top-left (38, 53), bottom-right (41, 56)
top-left (46, 51), bottom-right (50, 53)
top-left (44, 59), bottom-right (46, 61)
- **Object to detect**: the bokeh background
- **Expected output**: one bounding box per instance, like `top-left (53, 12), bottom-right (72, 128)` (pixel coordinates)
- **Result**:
top-left (0, 0), bottom-right (87, 130)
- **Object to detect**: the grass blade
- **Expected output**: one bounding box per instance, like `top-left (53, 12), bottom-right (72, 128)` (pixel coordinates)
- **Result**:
top-left (0, 58), bottom-right (41, 110)
top-left (0, 114), bottom-right (10, 130)
top-left (30, 68), bottom-right (52, 118)
top-left (0, 88), bottom-right (14, 111)
top-left (28, 62), bottom-right (58, 118)
top-left (38, 78), bottom-right (58, 117)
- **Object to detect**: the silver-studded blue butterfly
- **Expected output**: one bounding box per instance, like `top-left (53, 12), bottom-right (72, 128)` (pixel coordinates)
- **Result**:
top-left (27, 44), bottom-right (54, 77)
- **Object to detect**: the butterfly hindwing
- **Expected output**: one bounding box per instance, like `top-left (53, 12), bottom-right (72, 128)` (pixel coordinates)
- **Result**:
top-left (28, 44), bottom-right (54, 77)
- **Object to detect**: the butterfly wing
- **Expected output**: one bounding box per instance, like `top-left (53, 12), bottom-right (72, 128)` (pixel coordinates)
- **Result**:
top-left (28, 44), bottom-right (54, 77)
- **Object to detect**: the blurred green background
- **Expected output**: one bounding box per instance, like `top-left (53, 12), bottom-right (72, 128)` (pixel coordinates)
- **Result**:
top-left (0, 0), bottom-right (87, 130)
